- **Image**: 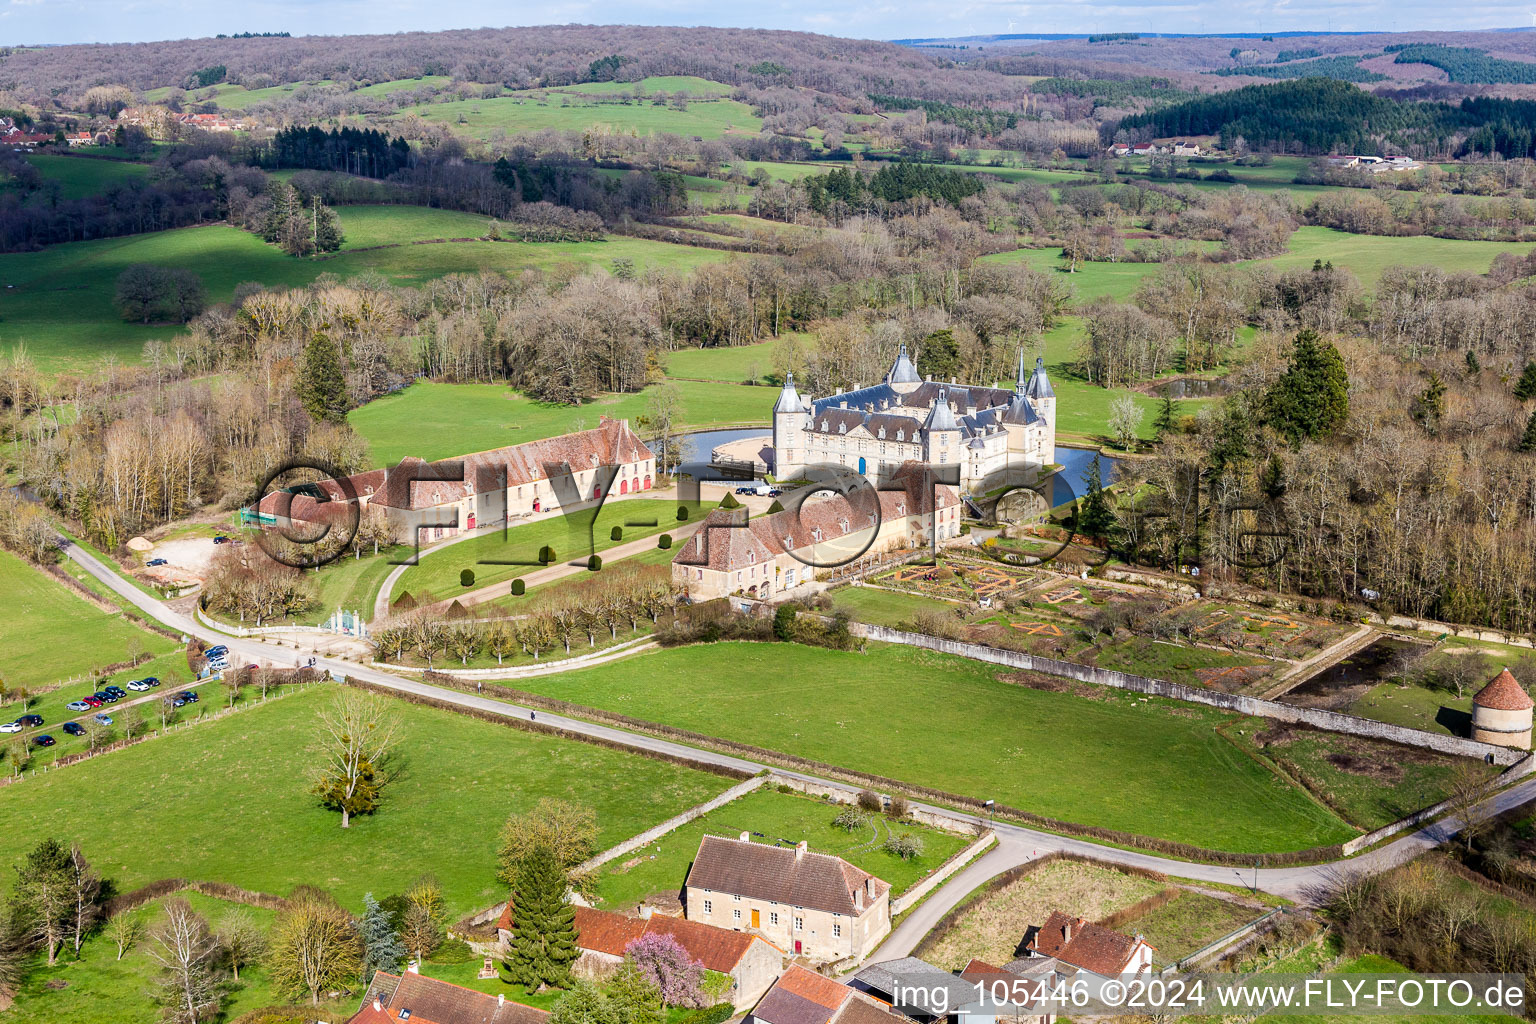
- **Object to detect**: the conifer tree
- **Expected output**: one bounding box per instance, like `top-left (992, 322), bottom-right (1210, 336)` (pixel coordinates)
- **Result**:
top-left (359, 893), bottom-right (406, 981)
top-left (297, 333), bottom-right (349, 423)
top-left (1153, 394), bottom-right (1175, 437)
top-left (1265, 329), bottom-right (1349, 445)
top-left (1076, 455), bottom-right (1116, 542)
top-left (1516, 361), bottom-right (1536, 401)
top-left (1465, 349), bottom-right (1481, 376)
top-left (1519, 410), bottom-right (1536, 452)
top-left (505, 844), bottom-right (578, 991)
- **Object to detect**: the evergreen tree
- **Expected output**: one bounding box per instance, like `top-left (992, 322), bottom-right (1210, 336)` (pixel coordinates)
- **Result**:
top-left (1465, 349), bottom-right (1481, 376)
top-left (1519, 410), bottom-right (1536, 452)
top-left (505, 844), bottom-right (578, 991)
top-left (915, 329), bottom-right (961, 382)
top-left (1076, 455), bottom-right (1116, 542)
top-left (1153, 394), bottom-right (1175, 437)
top-left (297, 333), bottom-right (349, 423)
top-left (1412, 371), bottom-right (1446, 431)
top-left (359, 893), bottom-right (406, 981)
top-left (1516, 361), bottom-right (1536, 401)
top-left (1265, 329), bottom-right (1349, 445)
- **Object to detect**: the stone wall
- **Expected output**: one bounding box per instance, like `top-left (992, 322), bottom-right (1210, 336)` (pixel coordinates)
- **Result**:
top-left (850, 624), bottom-right (1529, 767)
top-left (1340, 752), bottom-right (1536, 856)
top-left (574, 774), bottom-right (769, 874)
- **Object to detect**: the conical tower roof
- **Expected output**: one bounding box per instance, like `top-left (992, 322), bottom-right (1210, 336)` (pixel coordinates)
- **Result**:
top-left (924, 386), bottom-right (959, 431)
top-left (774, 372), bottom-right (806, 414)
top-left (1025, 356), bottom-right (1054, 400)
top-left (1474, 668), bottom-right (1534, 711)
top-left (887, 343), bottom-right (921, 385)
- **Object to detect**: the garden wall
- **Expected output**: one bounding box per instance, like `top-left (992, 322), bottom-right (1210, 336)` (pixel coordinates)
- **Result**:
top-left (850, 624), bottom-right (1528, 766)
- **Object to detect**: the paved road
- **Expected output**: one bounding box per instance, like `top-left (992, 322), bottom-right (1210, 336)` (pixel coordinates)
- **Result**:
top-left (58, 539), bottom-right (1536, 915)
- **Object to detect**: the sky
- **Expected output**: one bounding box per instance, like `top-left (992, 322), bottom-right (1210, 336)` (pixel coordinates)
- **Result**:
top-left (2, 0), bottom-right (1534, 45)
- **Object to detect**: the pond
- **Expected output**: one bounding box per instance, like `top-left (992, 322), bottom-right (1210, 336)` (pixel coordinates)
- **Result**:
top-left (650, 427), bottom-right (771, 471)
top-left (1158, 376), bottom-right (1230, 399)
top-left (1047, 446), bottom-right (1122, 508)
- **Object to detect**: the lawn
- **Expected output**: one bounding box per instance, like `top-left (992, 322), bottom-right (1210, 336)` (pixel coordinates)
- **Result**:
top-left (829, 585), bottom-right (963, 628)
top-left (334, 204), bottom-right (499, 248)
top-left (347, 379), bottom-right (774, 466)
top-left (0, 685), bottom-right (733, 917)
top-left (920, 858), bottom-right (1166, 970)
top-left (391, 497), bottom-right (680, 601)
top-left (0, 219), bottom-right (728, 373)
top-left (22, 153), bottom-right (150, 199)
top-left (1124, 889), bottom-right (1259, 966)
top-left (403, 93), bottom-right (762, 142)
top-left (590, 786), bottom-right (970, 911)
top-left (0, 549), bottom-right (177, 692)
top-left (513, 642), bottom-right (1360, 852)
top-left (664, 338), bottom-right (780, 382)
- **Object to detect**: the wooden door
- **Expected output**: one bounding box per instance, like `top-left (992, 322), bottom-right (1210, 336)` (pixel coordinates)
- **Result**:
top-left (751, 909), bottom-right (760, 928)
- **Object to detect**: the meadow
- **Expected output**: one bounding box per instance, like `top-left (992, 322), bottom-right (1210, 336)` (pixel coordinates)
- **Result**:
top-left (0, 548), bottom-right (177, 692)
top-left (511, 641), bottom-right (1360, 852)
top-left (589, 786), bottom-right (970, 910)
top-left (21, 153), bottom-right (150, 199)
top-left (0, 685), bottom-right (733, 917)
top-left (0, 212), bottom-right (727, 372)
top-left (347, 378), bottom-right (776, 466)
top-left (401, 92), bottom-right (762, 143)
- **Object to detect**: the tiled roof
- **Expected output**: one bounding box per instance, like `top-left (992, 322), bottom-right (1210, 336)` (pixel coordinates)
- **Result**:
top-left (572, 907), bottom-right (775, 972)
top-left (350, 971), bottom-right (549, 1024)
top-left (255, 467), bottom-right (387, 523)
top-left (777, 964), bottom-right (858, 1010)
top-left (1026, 911), bottom-right (1144, 976)
top-left (686, 835), bottom-right (888, 918)
top-left (1474, 669), bottom-right (1533, 711)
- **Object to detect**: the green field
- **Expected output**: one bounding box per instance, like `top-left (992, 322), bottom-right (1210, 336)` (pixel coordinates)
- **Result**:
top-left (335, 204), bottom-right (499, 248)
top-left (391, 497), bottom-right (678, 600)
top-left (0, 685), bottom-right (730, 916)
top-left (0, 215), bottom-right (728, 372)
top-left (544, 76), bottom-right (736, 98)
top-left (0, 549), bottom-right (177, 691)
top-left (348, 378), bottom-right (773, 466)
top-left (403, 92), bottom-right (761, 142)
top-left (664, 338), bottom-right (779, 381)
top-left (512, 642), bottom-right (1360, 853)
top-left (21, 153), bottom-right (150, 199)
top-left (591, 786), bottom-right (969, 910)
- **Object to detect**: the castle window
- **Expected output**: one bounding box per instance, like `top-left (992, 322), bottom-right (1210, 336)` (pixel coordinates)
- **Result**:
top-left (878, 427), bottom-right (885, 439)
top-left (896, 431), bottom-right (904, 442)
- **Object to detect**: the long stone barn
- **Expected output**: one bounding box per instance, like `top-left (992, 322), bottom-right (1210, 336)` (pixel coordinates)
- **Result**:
top-left (254, 416), bottom-right (656, 543)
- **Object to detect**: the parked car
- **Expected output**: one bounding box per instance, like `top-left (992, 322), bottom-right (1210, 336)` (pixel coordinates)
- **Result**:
top-left (93, 713), bottom-right (112, 725)
top-left (126, 679), bottom-right (150, 691)
top-left (204, 645), bottom-right (228, 658)
top-left (62, 722), bottom-right (84, 736)
top-left (83, 696), bottom-right (103, 708)
top-left (146, 558), bottom-right (168, 567)
top-left (18, 714), bottom-right (43, 727)
top-left (93, 692), bottom-right (118, 703)
top-left (213, 536), bottom-right (230, 544)
top-left (183, 691), bottom-right (200, 704)
top-left (0, 721), bottom-right (21, 734)
top-left (768, 489), bottom-right (783, 497)
top-left (104, 686), bottom-right (126, 697)
top-left (32, 735), bottom-right (55, 747)
top-left (66, 700), bottom-right (91, 712)
top-left (171, 695), bottom-right (188, 707)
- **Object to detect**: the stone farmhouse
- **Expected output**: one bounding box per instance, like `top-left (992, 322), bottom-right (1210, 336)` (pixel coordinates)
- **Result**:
top-left (748, 965), bottom-right (914, 1024)
top-left (346, 970), bottom-right (548, 1024)
top-left (1021, 911), bottom-right (1154, 978)
top-left (671, 462), bottom-right (961, 601)
top-left (1471, 668), bottom-right (1533, 749)
top-left (772, 346), bottom-right (1056, 494)
top-left (549, 905), bottom-right (785, 1009)
top-left (685, 834), bottom-right (891, 962)
top-left (255, 416), bottom-right (655, 543)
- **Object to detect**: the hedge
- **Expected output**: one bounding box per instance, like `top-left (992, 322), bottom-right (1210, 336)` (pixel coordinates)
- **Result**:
top-left (658, 534), bottom-right (672, 549)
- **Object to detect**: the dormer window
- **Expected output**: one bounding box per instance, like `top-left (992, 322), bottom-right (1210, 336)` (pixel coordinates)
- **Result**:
top-left (878, 427), bottom-right (885, 439)
top-left (820, 420), bottom-right (828, 431)
top-left (811, 528), bottom-right (823, 542)
top-left (896, 430), bottom-right (904, 442)
top-left (838, 423), bottom-right (846, 434)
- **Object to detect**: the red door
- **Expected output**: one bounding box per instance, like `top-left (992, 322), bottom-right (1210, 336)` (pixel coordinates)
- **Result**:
top-left (467, 513), bottom-right (476, 530)
top-left (794, 940), bottom-right (802, 954)
top-left (593, 486), bottom-right (601, 500)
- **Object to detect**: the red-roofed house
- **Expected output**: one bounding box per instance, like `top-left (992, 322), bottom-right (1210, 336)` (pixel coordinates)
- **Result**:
top-left (346, 969), bottom-right (548, 1024)
top-left (1022, 911), bottom-right (1153, 979)
top-left (671, 461), bottom-right (960, 602)
top-left (685, 833), bottom-right (891, 962)
top-left (749, 965), bottom-right (912, 1024)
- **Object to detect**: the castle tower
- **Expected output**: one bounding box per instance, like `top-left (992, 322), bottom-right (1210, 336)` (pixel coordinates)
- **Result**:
top-left (922, 385), bottom-right (961, 470)
top-left (1471, 668), bottom-right (1533, 749)
top-left (771, 372), bottom-right (810, 480)
top-left (886, 342), bottom-right (922, 396)
top-left (1023, 356), bottom-right (1057, 465)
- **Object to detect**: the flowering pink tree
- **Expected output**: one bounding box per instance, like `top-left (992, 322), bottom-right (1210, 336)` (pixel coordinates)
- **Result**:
top-left (624, 931), bottom-right (706, 1007)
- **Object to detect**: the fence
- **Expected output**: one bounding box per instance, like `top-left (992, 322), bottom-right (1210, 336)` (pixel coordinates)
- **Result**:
top-left (370, 635), bottom-right (656, 680)
top-left (891, 832), bottom-right (998, 916)
top-left (195, 604), bottom-right (329, 637)
top-left (849, 623), bottom-right (1529, 767)
top-left (1162, 907), bottom-right (1287, 972)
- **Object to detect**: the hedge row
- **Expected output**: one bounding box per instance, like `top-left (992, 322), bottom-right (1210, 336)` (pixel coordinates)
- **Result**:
top-left (418, 679), bottom-right (1347, 868)
top-left (107, 877), bottom-right (290, 918)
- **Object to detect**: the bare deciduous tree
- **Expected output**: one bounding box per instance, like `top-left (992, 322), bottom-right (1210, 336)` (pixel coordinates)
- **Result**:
top-left (147, 898), bottom-right (222, 1024)
top-left (310, 690), bottom-right (399, 828)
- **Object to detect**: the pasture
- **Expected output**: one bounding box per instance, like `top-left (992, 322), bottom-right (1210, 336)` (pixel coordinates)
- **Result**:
top-left (21, 153), bottom-right (150, 199)
top-left (347, 378), bottom-right (775, 466)
top-left (401, 92), bottom-right (762, 142)
top-left (0, 685), bottom-right (732, 917)
top-left (0, 548), bottom-right (177, 692)
top-left (0, 213), bottom-right (728, 372)
top-left (509, 641), bottom-right (1363, 853)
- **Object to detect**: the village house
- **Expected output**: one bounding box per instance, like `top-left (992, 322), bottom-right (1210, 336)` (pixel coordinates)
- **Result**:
top-left (1021, 911), bottom-right (1154, 979)
top-left (1170, 140), bottom-right (1201, 156)
top-left (671, 461), bottom-right (961, 602)
top-left (1130, 141), bottom-right (1159, 156)
top-left (773, 348), bottom-right (1056, 493)
top-left (254, 417), bottom-right (655, 543)
top-left (749, 965), bottom-right (915, 1024)
top-left (346, 970), bottom-right (549, 1024)
top-left (685, 834), bottom-right (891, 962)
top-left (851, 956), bottom-right (1056, 1024)
top-left (496, 904), bottom-right (785, 1009)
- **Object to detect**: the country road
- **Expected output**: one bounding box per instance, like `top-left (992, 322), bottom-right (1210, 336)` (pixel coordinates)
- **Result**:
top-left (58, 538), bottom-right (1536, 919)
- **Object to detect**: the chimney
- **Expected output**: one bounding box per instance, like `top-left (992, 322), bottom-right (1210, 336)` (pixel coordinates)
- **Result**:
top-left (407, 959), bottom-right (420, 974)
top-left (640, 905), bottom-right (655, 920)
top-left (499, 994), bottom-right (507, 1007)
top-left (1063, 919), bottom-right (1076, 944)
top-left (796, 840), bottom-right (808, 859)
top-left (740, 831), bottom-right (750, 842)
top-left (374, 999), bottom-right (383, 1012)
top-left (865, 878), bottom-right (877, 899)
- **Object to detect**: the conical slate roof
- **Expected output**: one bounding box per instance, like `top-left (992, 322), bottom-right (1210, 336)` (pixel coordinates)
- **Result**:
top-left (924, 386), bottom-right (959, 431)
top-left (1474, 669), bottom-right (1534, 711)
top-left (887, 343), bottom-right (921, 385)
top-left (1025, 357), bottom-right (1054, 400)
top-left (1015, 349), bottom-right (1029, 391)
top-left (774, 372), bottom-right (806, 414)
